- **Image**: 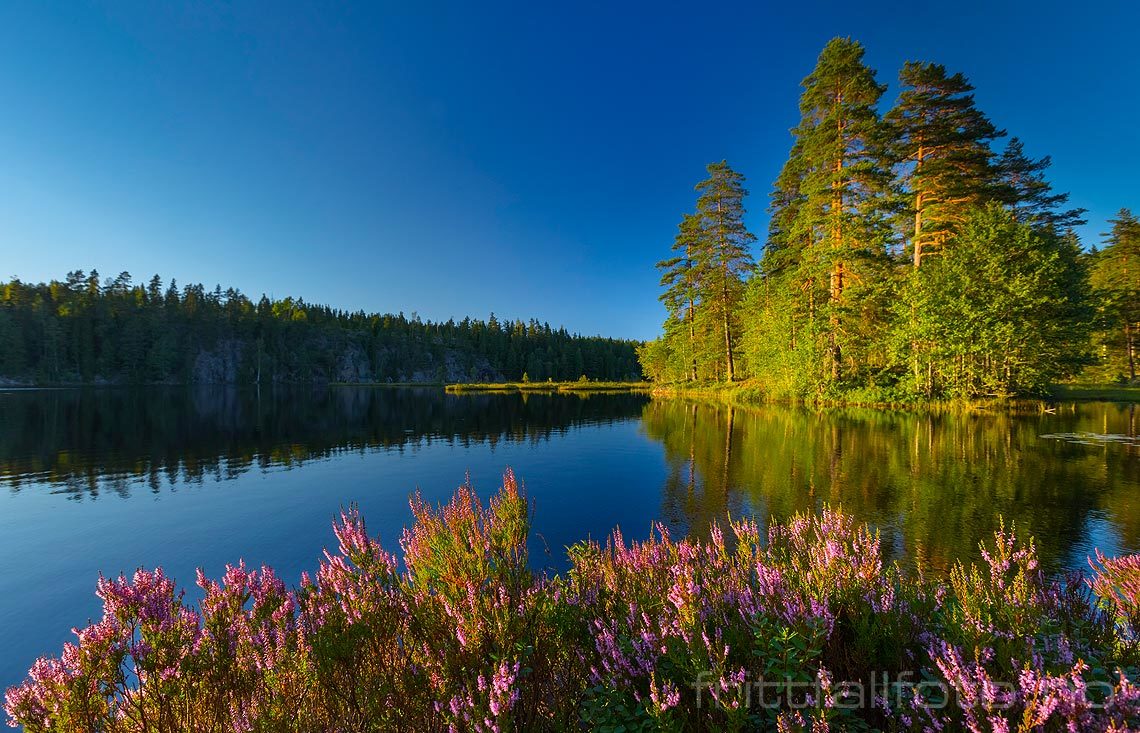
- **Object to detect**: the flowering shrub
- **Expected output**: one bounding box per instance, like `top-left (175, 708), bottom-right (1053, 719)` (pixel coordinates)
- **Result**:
top-left (7, 470), bottom-right (1140, 731)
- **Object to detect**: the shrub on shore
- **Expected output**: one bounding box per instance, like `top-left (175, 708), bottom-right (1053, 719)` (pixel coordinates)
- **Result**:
top-left (7, 471), bottom-right (1140, 731)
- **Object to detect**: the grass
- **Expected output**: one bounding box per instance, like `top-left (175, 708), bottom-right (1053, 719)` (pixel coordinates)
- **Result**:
top-left (320, 379), bottom-right (1140, 404)
top-left (328, 381), bottom-right (444, 387)
top-left (647, 380), bottom-right (918, 409)
top-left (649, 379), bottom-right (1140, 409)
top-left (444, 380), bottom-right (652, 393)
top-left (1048, 382), bottom-right (1140, 402)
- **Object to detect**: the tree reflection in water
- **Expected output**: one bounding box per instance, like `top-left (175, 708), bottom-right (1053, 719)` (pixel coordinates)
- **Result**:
top-left (642, 399), bottom-right (1139, 572)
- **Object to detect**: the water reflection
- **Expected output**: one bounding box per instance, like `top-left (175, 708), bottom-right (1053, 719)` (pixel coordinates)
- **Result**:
top-left (1, 388), bottom-right (1137, 573)
top-left (0, 387), bottom-right (650, 498)
top-left (3, 387), bottom-right (1139, 694)
top-left (643, 400), bottom-right (1139, 573)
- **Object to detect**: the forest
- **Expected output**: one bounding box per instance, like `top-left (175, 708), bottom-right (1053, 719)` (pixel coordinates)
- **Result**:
top-left (0, 272), bottom-right (641, 385)
top-left (639, 38), bottom-right (1139, 400)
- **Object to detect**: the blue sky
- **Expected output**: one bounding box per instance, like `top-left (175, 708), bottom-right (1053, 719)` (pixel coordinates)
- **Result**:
top-left (0, 1), bottom-right (1136, 340)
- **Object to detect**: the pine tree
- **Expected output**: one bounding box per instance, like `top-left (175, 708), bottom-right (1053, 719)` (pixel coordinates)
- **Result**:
top-left (886, 62), bottom-right (1003, 268)
top-left (760, 141), bottom-right (818, 366)
top-left (692, 161), bottom-right (756, 382)
top-left (766, 140), bottom-right (809, 264)
top-left (656, 214), bottom-right (702, 381)
top-left (997, 137), bottom-right (1086, 231)
top-left (785, 37), bottom-right (895, 381)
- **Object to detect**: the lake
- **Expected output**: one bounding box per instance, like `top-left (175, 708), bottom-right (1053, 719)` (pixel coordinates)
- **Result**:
top-left (1, 386), bottom-right (1137, 693)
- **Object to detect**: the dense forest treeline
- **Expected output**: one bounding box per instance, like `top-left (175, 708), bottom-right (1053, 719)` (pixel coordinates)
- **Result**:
top-left (0, 272), bottom-right (641, 385)
top-left (640, 38), bottom-right (1139, 400)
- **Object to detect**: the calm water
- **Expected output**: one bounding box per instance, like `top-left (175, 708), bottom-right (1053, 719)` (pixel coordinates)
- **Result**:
top-left (1, 387), bottom-right (1138, 692)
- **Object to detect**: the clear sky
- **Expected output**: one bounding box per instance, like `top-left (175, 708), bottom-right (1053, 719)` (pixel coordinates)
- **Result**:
top-left (1, 1), bottom-right (1136, 340)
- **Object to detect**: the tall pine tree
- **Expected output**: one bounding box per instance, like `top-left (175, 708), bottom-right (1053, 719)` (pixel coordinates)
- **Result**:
top-left (692, 161), bottom-right (755, 382)
top-left (656, 213), bottom-right (702, 381)
top-left (784, 37), bottom-right (896, 381)
top-left (886, 62), bottom-right (1003, 268)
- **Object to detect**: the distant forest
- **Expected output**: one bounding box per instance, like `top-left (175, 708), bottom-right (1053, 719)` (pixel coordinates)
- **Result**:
top-left (0, 272), bottom-right (642, 385)
top-left (640, 38), bottom-right (1139, 400)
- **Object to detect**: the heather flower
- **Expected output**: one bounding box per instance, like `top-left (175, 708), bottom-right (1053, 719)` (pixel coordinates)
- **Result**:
top-left (7, 474), bottom-right (1140, 732)
top-left (1091, 549), bottom-right (1140, 641)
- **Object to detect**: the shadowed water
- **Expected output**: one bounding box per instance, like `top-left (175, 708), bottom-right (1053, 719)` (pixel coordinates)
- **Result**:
top-left (1, 387), bottom-right (1137, 693)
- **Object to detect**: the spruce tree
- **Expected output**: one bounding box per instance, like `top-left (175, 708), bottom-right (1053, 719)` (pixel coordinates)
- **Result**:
top-left (1090, 209), bottom-right (1140, 381)
top-left (886, 62), bottom-right (1004, 268)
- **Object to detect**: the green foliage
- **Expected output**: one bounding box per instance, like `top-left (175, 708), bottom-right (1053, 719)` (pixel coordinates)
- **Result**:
top-left (740, 275), bottom-right (831, 399)
top-left (644, 164), bottom-right (755, 384)
top-left (635, 338), bottom-right (675, 383)
top-left (643, 37), bottom-right (1109, 402)
top-left (997, 137), bottom-right (1087, 231)
top-left (897, 205), bottom-right (1092, 397)
top-left (0, 308), bottom-right (25, 376)
top-left (1089, 209), bottom-right (1140, 383)
top-left (886, 60), bottom-right (1003, 267)
top-left (0, 274), bottom-right (642, 385)
top-left (692, 162), bottom-right (757, 382)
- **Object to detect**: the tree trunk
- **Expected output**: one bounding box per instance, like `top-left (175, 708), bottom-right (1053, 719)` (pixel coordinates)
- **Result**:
top-left (829, 95), bottom-right (845, 380)
top-left (913, 191), bottom-right (924, 268)
top-left (913, 142), bottom-right (925, 269)
top-left (687, 298), bottom-right (697, 382)
top-left (1127, 320), bottom-right (1136, 382)
top-left (686, 241), bottom-right (698, 382)
top-left (716, 195), bottom-right (734, 382)
top-left (829, 257), bottom-right (843, 380)
top-left (722, 285), bottom-right (734, 382)
top-left (808, 279), bottom-right (815, 326)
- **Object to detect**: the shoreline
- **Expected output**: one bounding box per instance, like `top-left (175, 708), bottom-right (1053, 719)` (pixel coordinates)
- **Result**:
top-left (646, 380), bottom-right (1140, 409)
top-left (3, 379), bottom-right (1136, 407)
top-left (444, 380), bottom-right (652, 393)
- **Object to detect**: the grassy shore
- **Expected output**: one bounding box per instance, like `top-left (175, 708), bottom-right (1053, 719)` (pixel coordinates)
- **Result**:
top-left (444, 380), bottom-right (652, 393)
top-left (328, 381), bottom-right (444, 387)
top-left (647, 380), bottom-right (922, 409)
top-left (649, 379), bottom-right (1140, 409)
top-left (1048, 382), bottom-right (1140, 402)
